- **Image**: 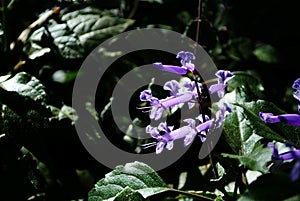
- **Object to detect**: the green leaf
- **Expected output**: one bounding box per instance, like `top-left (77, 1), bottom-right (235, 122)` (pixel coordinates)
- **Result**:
top-left (236, 100), bottom-right (300, 147)
top-left (88, 161), bottom-right (167, 201)
top-left (210, 162), bottom-right (226, 182)
top-left (253, 44), bottom-right (278, 63)
top-left (25, 6), bottom-right (134, 59)
top-left (222, 143), bottom-right (272, 173)
top-left (140, 0), bottom-right (164, 3)
top-left (61, 6), bottom-right (134, 53)
top-left (239, 173), bottom-right (300, 201)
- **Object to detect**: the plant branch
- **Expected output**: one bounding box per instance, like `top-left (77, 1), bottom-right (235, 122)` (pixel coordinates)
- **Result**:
top-left (1, 0), bottom-right (9, 52)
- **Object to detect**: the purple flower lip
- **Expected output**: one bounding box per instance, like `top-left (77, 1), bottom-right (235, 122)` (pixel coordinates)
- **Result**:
top-left (209, 70), bottom-right (234, 98)
top-left (259, 112), bottom-right (300, 127)
top-left (292, 78), bottom-right (300, 90)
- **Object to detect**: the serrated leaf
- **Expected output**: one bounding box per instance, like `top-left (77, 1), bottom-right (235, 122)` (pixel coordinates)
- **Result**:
top-left (222, 100), bottom-right (263, 155)
top-left (236, 100), bottom-right (300, 147)
top-left (0, 72), bottom-right (47, 103)
top-left (222, 143), bottom-right (272, 173)
top-left (25, 6), bottom-right (134, 59)
top-left (61, 6), bottom-right (134, 52)
top-left (113, 186), bottom-right (144, 201)
top-left (88, 161), bottom-right (167, 201)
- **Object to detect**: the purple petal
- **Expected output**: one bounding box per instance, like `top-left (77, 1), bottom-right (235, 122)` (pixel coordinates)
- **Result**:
top-left (184, 62), bottom-right (195, 72)
top-left (216, 70), bottom-right (234, 84)
top-left (196, 114), bottom-right (210, 123)
top-left (164, 80), bottom-right (180, 96)
top-left (292, 78), bottom-right (300, 90)
top-left (267, 142), bottom-right (280, 159)
top-left (169, 126), bottom-right (192, 141)
top-left (293, 90), bottom-right (300, 102)
top-left (166, 141), bottom-right (174, 150)
top-left (280, 150), bottom-right (300, 161)
top-left (199, 132), bottom-right (207, 142)
top-left (183, 118), bottom-right (196, 128)
top-left (176, 51), bottom-right (195, 66)
top-left (149, 106), bottom-right (164, 120)
top-left (196, 119), bottom-right (214, 133)
top-left (183, 130), bottom-right (197, 146)
top-left (158, 122), bottom-right (173, 133)
top-left (160, 92), bottom-right (194, 109)
top-left (187, 102), bottom-right (195, 109)
top-left (260, 112), bottom-right (300, 126)
top-left (156, 141), bottom-right (166, 154)
top-left (153, 62), bottom-right (187, 75)
top-left (290, 161), bottom-right (300, 181)
top-left (209, 84), bottom-right (226, 96)
top-left (146, 125), bottom-right (161, 139)
top-left (259, 112), bottom-right (280, 124)
top-left (140, 90), bottom-right (152, 101)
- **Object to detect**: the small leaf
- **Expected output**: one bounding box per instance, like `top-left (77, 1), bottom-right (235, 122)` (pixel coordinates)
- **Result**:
top-left (210, 163), bottom-right (226, 182)
top-left (222, 143), bottom-right (272, 173)
top-left (253, 44), bottom-right (278, 63)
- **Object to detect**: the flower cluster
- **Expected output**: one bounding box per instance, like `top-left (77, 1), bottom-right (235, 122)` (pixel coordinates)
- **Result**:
top-left (140, 51), bottom-right (234, 154)
top-left (259, 78), bottom-right (300, 127)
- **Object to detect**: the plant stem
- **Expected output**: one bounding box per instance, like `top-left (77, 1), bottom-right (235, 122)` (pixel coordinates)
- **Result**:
top-left (1, 0), bottom-right (9, 52)
top-left (195, 0), bottom-right (202, 46)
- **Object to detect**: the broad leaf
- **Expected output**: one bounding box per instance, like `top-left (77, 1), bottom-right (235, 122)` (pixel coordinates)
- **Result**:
top-left (88, 161), bottom-right (167, 201)
top-left (253, 44), bottom-right (278, 63)
top-left (237, 101), bottom-right (300, 147)
top-left (222, 143), bottom-right (272, 173)
top-left (25, 6), bottom-right (134, 59)
top-left (239, 173), bottom-right (300, 201)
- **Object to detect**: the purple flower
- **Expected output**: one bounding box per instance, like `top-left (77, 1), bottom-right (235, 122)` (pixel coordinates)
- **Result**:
top-left (259, 78), bottom-right (300, 127)
top-left (184, 115), bottom-right (214, 145)
top-left (153, 62), bottom-right (188, 75)
top-left (140, 80), bottom-right (199, 120)
top-left (152, 51), bottom-right (195, 75)
top-left (209, 70), bottom-right (234, 98)
top-left (176, 51), bottom-right (195, 72)
top-left (140, 90), bottom-right (153, 101)
top-left (259, 112), bottom-right (300, 127)
top-left (292, 78), bottom-right (300, 90)
top-left (146, 122), bottom-right (194, 154)
top-left (215, 103), bottom-right (232, 128)
top-left (268, 143), bottom-right (300, 181)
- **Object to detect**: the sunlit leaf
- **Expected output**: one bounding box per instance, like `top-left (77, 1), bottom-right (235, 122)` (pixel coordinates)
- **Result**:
top-left (222, 143), bottom-right (272, 173)
top-left (88, 161), bottom-right (167, 201)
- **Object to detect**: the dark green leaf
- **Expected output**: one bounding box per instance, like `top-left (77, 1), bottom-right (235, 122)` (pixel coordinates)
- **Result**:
top-left (88, 161), bottom-right (167, 201)
top-left (140, 0), bottom-right (164, 4)
top-left (253, 44), bottom-right (278, 63)
top-left (210, 162), bottom-right (226, 182)
top-left (222, 143), bottom-right (272, 173)
top-left (236, 101), bottom-right (300, 146)
top-left (61, 7), bottom-right (134, 53)
top-left (26, 6), bottom-right (134, 59)
top-left (239, 173), bottom-right (300, 201)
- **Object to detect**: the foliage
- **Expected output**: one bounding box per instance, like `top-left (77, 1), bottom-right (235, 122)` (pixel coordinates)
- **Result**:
top-left (0, 0), bottom-right (300, 201)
